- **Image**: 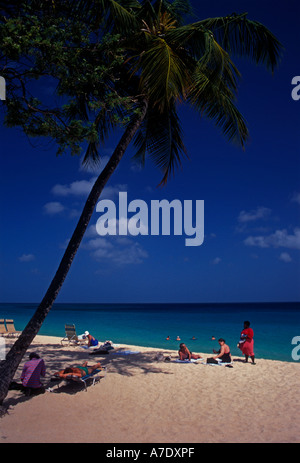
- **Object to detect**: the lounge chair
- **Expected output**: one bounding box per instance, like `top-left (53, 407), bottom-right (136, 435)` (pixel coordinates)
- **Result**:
top-left (0, 319), bottom-right (8, 336)
top-left (5, 319), bottom-right (21, 337)
top-left (53, 367), bottom-right (107, 391)
top-left (60, 324), bottom-right (86, 345)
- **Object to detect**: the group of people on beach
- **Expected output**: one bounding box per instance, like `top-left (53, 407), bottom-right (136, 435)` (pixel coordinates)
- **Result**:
top-left (177, 320), bottom-right (255, 365)
top-left (10, 353), bottom-right (101, 397)
top-left (10, 320), bottom-right (255, 396)
top-left (9, 329), bottom-right (101, 396)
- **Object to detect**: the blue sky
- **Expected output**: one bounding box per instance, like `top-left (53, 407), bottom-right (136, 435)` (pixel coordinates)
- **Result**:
top-left (0, 0), bottom-right (299, 303)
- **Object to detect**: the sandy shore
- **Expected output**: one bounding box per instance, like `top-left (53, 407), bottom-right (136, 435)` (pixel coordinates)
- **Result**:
top-left (0, 335), bottom-right (299, 443)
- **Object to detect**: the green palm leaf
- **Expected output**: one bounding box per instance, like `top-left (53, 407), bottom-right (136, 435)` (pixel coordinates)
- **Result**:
top-left (197, 13), bottom-right (283, 72)
top-left (189, 64), bottom-right (248, 147)
top-left (133, 33), bottom-right (190, 111)
top-left (133, 99), bottom-right (187, 184)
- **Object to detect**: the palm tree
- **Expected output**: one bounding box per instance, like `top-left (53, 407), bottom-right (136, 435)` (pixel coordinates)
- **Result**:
top-left (0, 0), bottom-right (282, 406)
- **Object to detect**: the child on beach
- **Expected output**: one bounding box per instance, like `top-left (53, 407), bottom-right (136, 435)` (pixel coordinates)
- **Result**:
top-left (237, 332), bottom-right (247, 349)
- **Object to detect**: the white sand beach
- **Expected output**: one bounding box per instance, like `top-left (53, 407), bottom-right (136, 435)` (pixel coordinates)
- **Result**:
top-left (0, 335), bottom-right (300, 443)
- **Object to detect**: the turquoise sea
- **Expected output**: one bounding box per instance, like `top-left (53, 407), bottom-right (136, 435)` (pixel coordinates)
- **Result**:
top-left (1, 302), bottom-right (300, 362)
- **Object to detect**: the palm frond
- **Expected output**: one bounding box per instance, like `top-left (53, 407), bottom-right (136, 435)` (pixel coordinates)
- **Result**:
top-left (71, 0), bottom-right (141, 33)
top-left (197, 13), bottom-right (283, 72)
top-left (133, 100), bottom-right (187, 184)
top-left (160, 0), bottom-right (194, 25)
top-left (133, 33), bottom-right (190, 111)
top-left (189, 65), bottom-right (249, 147)
top-left (82, 101), bottom-right (128, 167)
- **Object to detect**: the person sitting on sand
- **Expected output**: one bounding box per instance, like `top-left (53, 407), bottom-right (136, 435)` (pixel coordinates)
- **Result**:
top-left (178, 343), bottom-right (203, 361)
top-left (84, 331), bottom-right (99, 347)
top-left (54, 361), bottom-right (101, 379)
top-left (20, 352), bottom-right (46, 396)
top-left (209, 338), bottom-right (231, 363)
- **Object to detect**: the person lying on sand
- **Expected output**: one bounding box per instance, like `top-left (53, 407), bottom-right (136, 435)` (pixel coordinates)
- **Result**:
top-left (54, 361), bottom-right (101, 379)
top-left (178, 343), bottom-right (203, 361)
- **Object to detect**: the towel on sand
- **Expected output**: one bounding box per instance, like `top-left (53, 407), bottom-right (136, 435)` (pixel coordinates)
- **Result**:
top-left (173, 358), bottom-right (199, 363)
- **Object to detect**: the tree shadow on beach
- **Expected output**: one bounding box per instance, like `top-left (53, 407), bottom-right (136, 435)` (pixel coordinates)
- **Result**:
top-left (3, 340), bottom-right (175, 403)
top-left (101, 349), bottom-right (175, 377)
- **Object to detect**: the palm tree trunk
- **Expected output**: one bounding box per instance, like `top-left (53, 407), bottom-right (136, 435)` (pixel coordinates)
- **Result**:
top-left (0, 98), bottom-right (148, 407)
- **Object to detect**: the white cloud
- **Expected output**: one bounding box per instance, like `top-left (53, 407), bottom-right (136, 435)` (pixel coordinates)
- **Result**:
top-left (212, 257), bottom-right (221, 265)
top-left (244, 235), bottom-right (269, 248)
top-left (101, 184), bottom-right (127, 200)
top-left (82, 226), bottom-right (148, 266)
top-left (92, 241), bottom-right (148, 266)
top-left (43, 201), bottom-right (65, 215)
top-left (51, 178), bottom-right (97, 197)
top-left (19, 254), bottom-right (35, 262)
top-left (83, 237), bottom-right (114, 251)
top-left (238, 206), bottom-right (271, 223)
top-left (279, 252), bottom-right (292, 263)
top-left (85, 225), bottom-right (98, 238)
top-left (291, 192), bottom-right (300, 205)
top-left (244, 228), bottom-right (300, 250)
top-left (51, 178), bottom-right (127, 201)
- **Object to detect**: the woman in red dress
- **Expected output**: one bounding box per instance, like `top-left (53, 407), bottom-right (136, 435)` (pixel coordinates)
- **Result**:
top-left (239, 321), bottom-right (255, 364)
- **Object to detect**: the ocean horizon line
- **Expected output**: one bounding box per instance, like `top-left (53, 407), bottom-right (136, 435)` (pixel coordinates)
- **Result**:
top-left (1, 300), bottom-right (299, 306)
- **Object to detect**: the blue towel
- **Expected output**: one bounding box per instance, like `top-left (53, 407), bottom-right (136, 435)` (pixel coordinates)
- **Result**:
top-left (113, 350), bottom-right (140, 355)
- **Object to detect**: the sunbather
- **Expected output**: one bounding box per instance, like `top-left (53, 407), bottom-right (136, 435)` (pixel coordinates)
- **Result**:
top-left (54, 361), bottom-right (101, 379)
top-left (178, 343), bottom-right (203, 361)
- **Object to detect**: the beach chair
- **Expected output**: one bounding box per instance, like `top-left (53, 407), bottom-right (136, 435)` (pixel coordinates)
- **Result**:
top-left (5, 319), bottom-right (21, 337)
top-left (60, 324), bottom-right (85, 345)
top-left (0, 319), bottom-right (8, 336)
top-left (53, 367), bottom-right (107, 392)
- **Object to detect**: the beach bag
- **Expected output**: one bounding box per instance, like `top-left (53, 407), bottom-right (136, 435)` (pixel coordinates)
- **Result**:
top-left (206, 357), bottom-right (219, 364)
top-left (103, 341), bottom-right (114, 350)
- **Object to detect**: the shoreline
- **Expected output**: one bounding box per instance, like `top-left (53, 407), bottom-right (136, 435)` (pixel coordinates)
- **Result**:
top-left (2, 301), bottom-right (299, 363)
top-left (1, 335), bottom-right (300, 443)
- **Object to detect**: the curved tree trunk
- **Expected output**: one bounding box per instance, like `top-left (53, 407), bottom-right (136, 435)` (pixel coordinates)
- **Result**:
top-left (0, 98), bottom-right (148, 407)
